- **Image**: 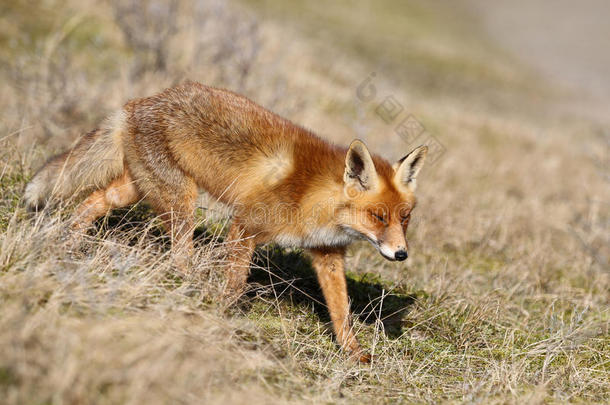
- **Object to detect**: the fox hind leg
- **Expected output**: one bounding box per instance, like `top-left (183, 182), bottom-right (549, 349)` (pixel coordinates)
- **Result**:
top-left (71, 170), bottom-right (140, 233)
top-left (139, 176), bottom-right (198, 274)
top-left (223, 220), bottom-right (256, 297)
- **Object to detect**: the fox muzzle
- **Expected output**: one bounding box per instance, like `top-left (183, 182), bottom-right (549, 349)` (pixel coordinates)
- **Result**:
top-left (394, 250), bottom-right (408, 261)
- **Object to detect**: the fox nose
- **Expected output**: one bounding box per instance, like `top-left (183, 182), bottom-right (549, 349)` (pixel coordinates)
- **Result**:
top-left (394, 250), bottom-right (408, 261)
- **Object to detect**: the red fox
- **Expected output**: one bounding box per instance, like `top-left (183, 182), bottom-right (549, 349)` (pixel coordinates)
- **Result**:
top-left (25, 81), bottom-right (428, 362)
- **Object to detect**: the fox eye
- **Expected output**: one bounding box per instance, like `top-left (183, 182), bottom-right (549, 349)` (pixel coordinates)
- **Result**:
top-left (369, 211), bottom-right (387, 225)
top-left (401, 213), bottom-right (411, 225)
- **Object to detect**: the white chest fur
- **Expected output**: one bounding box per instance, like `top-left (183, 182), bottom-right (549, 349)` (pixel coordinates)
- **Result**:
top-left (274, 226), bottom-right (355, 249)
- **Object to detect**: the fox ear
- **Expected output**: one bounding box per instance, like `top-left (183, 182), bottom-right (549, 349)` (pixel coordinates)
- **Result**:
top-left (393, 145), bottom-right (428, 191)
top-left (344, 139), bottom-right (379, 192)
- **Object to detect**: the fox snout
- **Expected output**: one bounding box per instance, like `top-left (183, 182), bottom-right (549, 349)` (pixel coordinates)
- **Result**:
top-left (377, 240), bottom-right (408, 261)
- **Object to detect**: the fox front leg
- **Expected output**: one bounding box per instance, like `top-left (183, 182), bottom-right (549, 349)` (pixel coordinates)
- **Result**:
top-left (309, 247), bottom-right (371, 363)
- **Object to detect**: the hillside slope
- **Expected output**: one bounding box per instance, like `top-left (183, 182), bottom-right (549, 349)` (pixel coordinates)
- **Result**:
top-left (0, 0), bottom-right (607, 403)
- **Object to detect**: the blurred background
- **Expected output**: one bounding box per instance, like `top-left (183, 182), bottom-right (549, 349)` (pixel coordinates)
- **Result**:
top-left (466, 0), bottom-right (610, 106)
top-left (0, 1), bottom-right (607, 403)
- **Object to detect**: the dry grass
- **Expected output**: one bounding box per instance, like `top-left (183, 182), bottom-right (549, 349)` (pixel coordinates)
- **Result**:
top-left (0, 0), bottom-right (608, 403)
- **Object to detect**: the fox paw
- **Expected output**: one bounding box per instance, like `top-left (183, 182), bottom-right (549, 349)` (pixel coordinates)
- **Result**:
top-left (347, 348), bottom-right (372, 364)
top-left (357, 352), bottom-right (372, 364)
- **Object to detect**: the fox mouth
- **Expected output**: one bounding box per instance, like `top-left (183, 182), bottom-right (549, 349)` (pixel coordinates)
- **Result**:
top-left (372, 241), bottom-right (398, 261)
top-left (340, 226), bottom-right (398, 261)
top-left (360, 234), bottom-right (397, 261)
top-left (362, 236), bottom-right (404, 262)
top-left (377, 248), bottom-right (397, 261)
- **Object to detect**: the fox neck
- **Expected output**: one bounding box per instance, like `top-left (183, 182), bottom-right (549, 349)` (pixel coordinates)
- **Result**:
top-left (276, 191), bottom-right (354, 248)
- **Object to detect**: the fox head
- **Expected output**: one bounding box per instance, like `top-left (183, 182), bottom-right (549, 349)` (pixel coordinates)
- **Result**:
top-left (338, 140), bottom-right (428, 261)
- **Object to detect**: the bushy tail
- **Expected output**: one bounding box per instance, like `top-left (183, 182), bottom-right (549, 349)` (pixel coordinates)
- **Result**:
top-left (25, 111), bottom-right (127, 210)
